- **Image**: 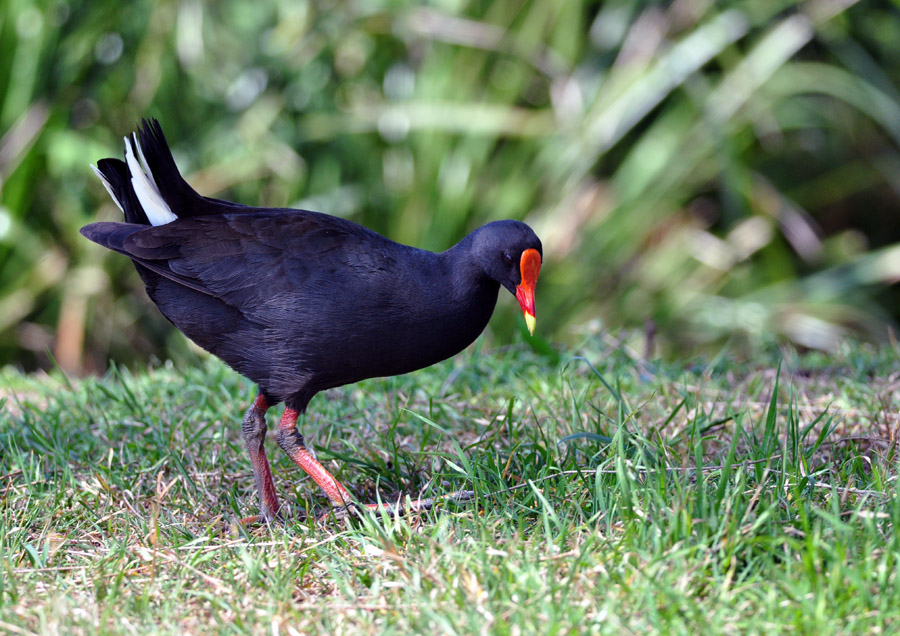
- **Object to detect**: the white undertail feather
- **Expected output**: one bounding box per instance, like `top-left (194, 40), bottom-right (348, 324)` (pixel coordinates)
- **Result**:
top-left (123, 133), bottom-right (178, 226)
top-left (90, 164), bottom-right (123, 213)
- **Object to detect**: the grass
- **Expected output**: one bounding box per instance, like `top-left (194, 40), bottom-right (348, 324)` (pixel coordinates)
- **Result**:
top-left (1, 337), bottom-right (899, 633)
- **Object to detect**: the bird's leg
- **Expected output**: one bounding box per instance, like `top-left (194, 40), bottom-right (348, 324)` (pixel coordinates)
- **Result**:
top-left (240, 394), bottom-right (280, 524)
top-left (274, 407), bottom-right (475, 520)
top-left (275, 407), bottom-right (353, 506)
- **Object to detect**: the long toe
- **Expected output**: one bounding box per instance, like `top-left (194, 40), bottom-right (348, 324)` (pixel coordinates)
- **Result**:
top-left (317, 489), bottom-right (476, 524)
top-left (238, 506), bottom-right (290, 527)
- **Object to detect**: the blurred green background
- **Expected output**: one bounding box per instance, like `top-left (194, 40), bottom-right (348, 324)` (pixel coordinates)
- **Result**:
top-left (2, 0), bottom-right (900, 374)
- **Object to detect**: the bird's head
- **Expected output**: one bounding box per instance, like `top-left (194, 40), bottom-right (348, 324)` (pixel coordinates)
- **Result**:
top-left (472, 220), bottom-right (543, 335)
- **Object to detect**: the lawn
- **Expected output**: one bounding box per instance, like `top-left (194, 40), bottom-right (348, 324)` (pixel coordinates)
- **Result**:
top-left (1, 338), bottom-right (899, 634)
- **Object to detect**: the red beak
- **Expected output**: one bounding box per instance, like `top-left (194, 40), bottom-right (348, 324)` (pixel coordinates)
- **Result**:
top-left (515, 248), bottom-right (541, 335)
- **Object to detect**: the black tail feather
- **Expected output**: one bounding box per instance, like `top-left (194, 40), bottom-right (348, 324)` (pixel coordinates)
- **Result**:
top-left (135, 119), bottom-right (205, 215)
top-left (91, 118), bottom-right (253, 226)
top-left (134, 118), bottom-right (249, 217)
top-left (95, 158), bottom-right (150, 225)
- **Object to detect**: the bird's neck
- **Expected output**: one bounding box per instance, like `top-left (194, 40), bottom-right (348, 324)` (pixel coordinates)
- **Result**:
top-left (436, 244), bottom-right (500, 339)
top-left (439, 239), bottom-right (492, 297)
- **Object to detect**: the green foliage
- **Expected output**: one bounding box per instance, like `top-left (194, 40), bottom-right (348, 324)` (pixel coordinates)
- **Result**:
top-left (2, 341), bottom-right (899, 631)
top-left (2, 0), bottom-right (900, 371)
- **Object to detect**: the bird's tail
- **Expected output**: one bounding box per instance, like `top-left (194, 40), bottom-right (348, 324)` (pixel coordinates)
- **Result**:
top-left (91, 119), bottom-right (209, 226)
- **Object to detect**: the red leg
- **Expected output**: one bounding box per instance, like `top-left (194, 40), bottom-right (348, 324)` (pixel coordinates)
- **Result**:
top-left (274, 407), bottom-right (353, 506)
top-left (240, 394), bottom-right (280, 523)
top-left (273, 407), bottom-right (475, 520)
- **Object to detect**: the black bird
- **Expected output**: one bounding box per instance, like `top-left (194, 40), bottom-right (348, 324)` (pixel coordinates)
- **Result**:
top-left (82, 119), bottom-right (542, 523)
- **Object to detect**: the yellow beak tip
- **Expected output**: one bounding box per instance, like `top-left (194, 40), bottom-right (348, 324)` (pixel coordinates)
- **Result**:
top-left (524, 313), bottom-right (536, 336)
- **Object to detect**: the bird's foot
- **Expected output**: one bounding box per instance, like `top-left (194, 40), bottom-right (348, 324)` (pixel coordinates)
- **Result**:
top-left (236, 490), bottom-right (475, 527)
top-left (319, 489), bottom-right (475, 523)
top-left (238, 513), bottom-right (279, 526)
top-left (237, 503), bottom-right (292, 527)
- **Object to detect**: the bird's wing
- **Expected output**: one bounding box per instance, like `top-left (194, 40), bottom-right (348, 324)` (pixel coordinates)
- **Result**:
top-left (120, 210), bottom-right (393, 305)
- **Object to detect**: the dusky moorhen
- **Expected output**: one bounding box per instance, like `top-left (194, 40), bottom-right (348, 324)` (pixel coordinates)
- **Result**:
top-left (81, 119), bottom-right (542, 522)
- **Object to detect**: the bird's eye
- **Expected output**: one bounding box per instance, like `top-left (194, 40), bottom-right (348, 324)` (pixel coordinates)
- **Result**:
top-left (502, 252), bottom-right (513, 265)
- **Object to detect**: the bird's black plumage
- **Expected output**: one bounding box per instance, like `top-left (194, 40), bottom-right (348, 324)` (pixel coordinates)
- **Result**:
top-left (82, 119), bottom-right (543, 519)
